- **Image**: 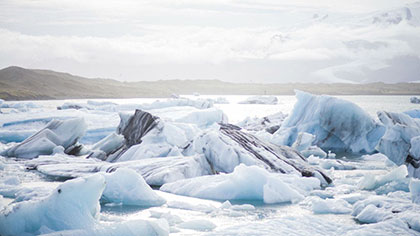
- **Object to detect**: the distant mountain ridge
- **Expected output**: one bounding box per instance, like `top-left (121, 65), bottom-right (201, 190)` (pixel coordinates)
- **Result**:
top-left (1, 66), bottom-right (420, 100)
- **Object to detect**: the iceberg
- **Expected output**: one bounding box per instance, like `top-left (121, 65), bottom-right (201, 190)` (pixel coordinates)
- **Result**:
top-left (309, 197), bottom-right (352, 214)
top-left (410, 178), bottom-right (420, 204)
top-left (41, 219), bottom-right (169, 236)
top-left (141, 97), bottom-right (213, 110)
top-left (0, 174), bottom-right (105, 235)
top-left (404, 109), bottom-right (420, 118)
top-left (160, 164), bottom-right (321, 204)
top-left (272, 91), bottom-right (385, 154)
top-left (376, 111), bottom-right (420, 177)
top-left (178, 220), bottom-right (216, 232)
top-left (173, 108), bottom-right (227, 128)
top-left (105, 109), bottom-right (160, 161)
top-left (301, 146), bottom-right (327, 158)
top-left (25, 154), bottom-right (212, 186)
top-left (57, 100), bottom-right (117, 111)
top-left (352, 194), bottom-right (420, 232)
top-left (194, 123), bottom-right (331, 184)
top-left (105, 155), bottom-right (212, 186)
top-left (0, 173), bottom-right (169, 236)
top-left (1, 118), bottom-right (87, 159)
top-left (101, 168), bottom-right (166, 206)
top-left (410, 96), bottom-right (420, 104)
top-left (355, 204), bottom-right (392, 223)
top-left (292, 132), bottom-right (316, 152)
top-left (358, 165), bottom-right (409, 191)
top-left (88, 133), bottom-right (125, 160)
top-left (102, 108), bottom-right (225, 162)
top-left (239, 95), bottom-right (278, 105)
top-left (237, 111), bottom-right (286, 133)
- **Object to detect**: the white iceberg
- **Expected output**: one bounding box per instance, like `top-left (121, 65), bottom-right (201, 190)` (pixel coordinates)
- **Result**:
top-left (272, 91), bottom-right (385, 154)
top-left (41, 219), bottom-right (169, 236)
top-left (410, 96), bottom-right (420, 104)
top-left (89, 133), bottom-right (125, 160)
top-left (376, 111), bottom-right (420, 177)
top-left (292, 132), bottom-right (316, 152)
top-left (238, 95), bottom-right (278, 105)
top-left (409, 136), bottom-right (420, 159)
top-left (355, 204), bottom-right (392, 223)
top-left (358, 165), bottom-right (408, 191)
top-left (178, 220), bottom-right (216, 232)
top-left (410, 178), bottom-right (420, 204)
top-left (173, 107), bottom-right (228, 128)
top-left (27, 154), bottom-right (211, 186)
top-left (237, 111), bottom-right (286, 133)
top-left (160, 164), bottom-right (320, 204)
top-left (352, 194), bottom-right (420, 232)
top-left (310, 197), bottom-right (352, 214)
top-left (404, 109), bottom-right (420, 118)
top-left (101, 168), bottom-right (166, 206)
top-left (0, 174), bottom-right (105, 235)
top-left (193, 123), bottom-right (332, 185)
top-left (2, 118), bottom-right (87, 159)
top-left (141, 97), bottom-right (213, 110)
top-left (301, 146), bottom-right (327, 158)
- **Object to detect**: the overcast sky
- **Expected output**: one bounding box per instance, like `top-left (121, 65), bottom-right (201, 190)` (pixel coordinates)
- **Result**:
top-left (0, 0), bottom-right (419, 83)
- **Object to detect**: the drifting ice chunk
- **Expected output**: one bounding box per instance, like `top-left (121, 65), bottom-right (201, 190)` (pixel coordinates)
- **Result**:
top-left (41, 219), bottom-right (169, 236)
top-left (213, 97), bottom-right (229, 104)
top-left (1, 118), bottom-right (87, 159)
top-left (0, 174), bottom-right (105, 235)
top-left (237, 111), bottom-right (286, 133)
top-left (410, 97), bottom-right (420, 104)
top-left (377, 111), bottom-right (420, 164)
top-left (377, 111), bottom-right (420, 177)
top-left (409, 136), bottom-right (420, 159)
top-left (28, 154), bottom-right (211, 186)
top-left (174, 108), bottom-right (228, 127)
top-left (410, 178), bottom-right (420, 204)
top-left (351, 194), bottom-right (420, 232)
top-left (142, 97), bottom-right (213, 110)
top-left (194, 123), bottom-right (331, 184)
top-left (160, 164), bottom-right (320, 204)
top-left (273, 91), bottom-right (385, 153)
top-left (404, 109), bottom-right (420, 118)
top-left (89, 133), bottom-right (124, 160)
top-left (358, 165), bottom-right (408, 191)
top-left (106, 109), bottom-right (159, 161)
top-left (0, 101), bottom-right (40, 111)
top-left (301, 146), bottom-right (327, 158)
top-left (310, 197), bottom-right (352, 214)
top-left (178, 220), bottom-right (216, 232)
top-left (239, 96), bottom-right (278, 105)
top-left (101, 168), bottom-right (165, 206)
top-left (105, 155), bottom-right (212, 186)
top-left (292, 132), bottom-right (316, 152)
top-left (355, 204), bottom-right (392, 223)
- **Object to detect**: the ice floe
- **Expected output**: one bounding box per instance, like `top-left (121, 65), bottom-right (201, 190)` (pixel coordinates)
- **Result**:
top-left (160, 164), bottom-right (321, 204)
top-left (376, 111), bottom-right (420, 177)
top-left (0, 174), bottom-right (105, 235)
top-left (1, 118), bottom-right (87, 159)
top-left (239, 95), bottom-right (278, 105)
top-left (101, 168), bottom-right (166, 206)
top-left (194, 123), bottom-right (331, 184)
top-left (272, 90), bottom-right (385, 154)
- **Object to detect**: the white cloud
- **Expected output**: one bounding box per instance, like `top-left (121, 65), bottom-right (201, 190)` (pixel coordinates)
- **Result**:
top-left (0, 0), bottom-right (419, 83)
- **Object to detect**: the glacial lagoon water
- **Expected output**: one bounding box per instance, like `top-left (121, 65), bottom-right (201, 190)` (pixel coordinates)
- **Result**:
top-left (1, 95), bottom-right (420, 235)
